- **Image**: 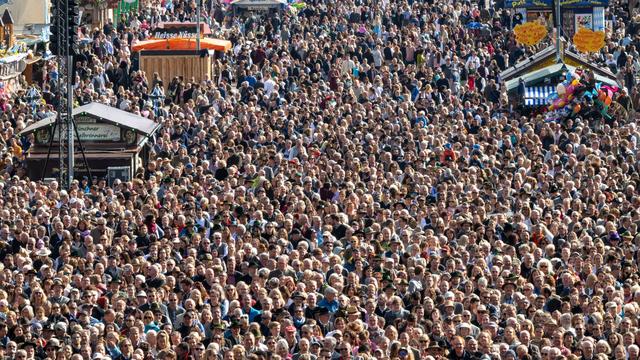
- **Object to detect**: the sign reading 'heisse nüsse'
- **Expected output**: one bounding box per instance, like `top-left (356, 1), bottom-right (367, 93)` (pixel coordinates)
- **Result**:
top-left (151, 29), bottom-right (198, 39)
top-left (150, 23), bottom-right (209, 40)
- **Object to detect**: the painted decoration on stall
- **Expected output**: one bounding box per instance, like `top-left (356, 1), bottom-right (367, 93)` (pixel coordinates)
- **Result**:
top-left (505, 0), bottom-right (552, 8)
top-left (573, 27), bottom-right (605, 53)
top-left (575, 14), bottom-right (593, 29)
top-left (514, 22), bottom-right (548, 46)
top-left (559, 0), bottom-right (609, 6)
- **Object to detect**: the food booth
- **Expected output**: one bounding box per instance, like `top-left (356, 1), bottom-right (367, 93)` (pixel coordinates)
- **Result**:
top-left (18, 102), bottom-right (161, 179)
top-left (133, 23), bottom-right (232, 88)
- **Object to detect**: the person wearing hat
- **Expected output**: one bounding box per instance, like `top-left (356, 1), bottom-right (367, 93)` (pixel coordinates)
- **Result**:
top-left (426, 340), bottom-right (448, 357)
top-left (44, 338), bottom-right (61, 357)
top-left (345, 305), bottom-right (361, 322)
top-left (314, 306), bottom-right (334, 335)
top-left (287, 291), bottom-right (306, 313)
top-left (49, 279), bottom-right (69, 305)
top-left (501, 275), bottom-right (518, 304)
top-left (224, 319), bottom-right (244, 348)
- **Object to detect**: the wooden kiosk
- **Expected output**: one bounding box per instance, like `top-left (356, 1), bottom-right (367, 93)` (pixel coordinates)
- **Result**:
top-left (133, 23), bottom-right (232, 88)
top-left (18, 102), bottom-right (161, 179)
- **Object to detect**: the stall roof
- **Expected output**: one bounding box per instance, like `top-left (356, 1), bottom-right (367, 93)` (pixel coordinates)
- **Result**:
top-left (132, 37), bottom-right (232, 52)
top-left (2, 9), bottom-right (13, 25)
top-left (20, 102), bottom-right (161, 136)
top-left (157, 22), bottom-right (212, 35)
top-left (505, 63), bottom-right (619, 92)
top-left (500, 44), bottom-right (616, 83)
top-left (231, 0), bottom-right (287, 7)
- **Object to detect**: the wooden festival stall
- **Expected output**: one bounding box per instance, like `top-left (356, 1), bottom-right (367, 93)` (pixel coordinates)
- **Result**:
top-left (133, 23), bottom-right (232, 88)
top-left (18, 102), bottom-right (161, 179)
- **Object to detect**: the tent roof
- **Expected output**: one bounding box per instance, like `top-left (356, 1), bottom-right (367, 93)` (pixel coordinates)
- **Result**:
top-left (132, 37), bottom-right (232, 52)
top-left (19, 102), bottom-right (161, 137)
top-left (231, 0), bottom-right (286, 7)
top-left (500, 44), bottom-right (617, 83)
top-left (2, 9), bottom-right (13, 25)
top-left (505, 63), bottom-right (619, 92)
top-left (156, 22), bottom-right (212, 35)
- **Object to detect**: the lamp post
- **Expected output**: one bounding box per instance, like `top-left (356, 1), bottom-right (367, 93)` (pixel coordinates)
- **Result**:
top-left (556, 0), bottom-right (562, 63)
top-left (196, 0), bottom-right (201, 51)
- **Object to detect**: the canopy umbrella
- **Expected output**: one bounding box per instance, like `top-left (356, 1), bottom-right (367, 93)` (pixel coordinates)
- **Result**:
top-left (131, 38), bottom-right (232, 52)
top-left (466, 22), bottom-right (482, 29)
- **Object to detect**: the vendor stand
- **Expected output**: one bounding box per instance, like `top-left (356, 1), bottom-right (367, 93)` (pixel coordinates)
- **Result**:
top-left (133, 23), bottom-right (232, 88)
top-left (18, 102), bottom-right (161, 179)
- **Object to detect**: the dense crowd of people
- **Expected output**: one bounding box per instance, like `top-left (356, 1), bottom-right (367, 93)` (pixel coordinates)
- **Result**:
top-left (1, 0), bottom-right (640, 359)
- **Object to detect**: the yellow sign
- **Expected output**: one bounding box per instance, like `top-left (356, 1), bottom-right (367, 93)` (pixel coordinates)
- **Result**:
top-left (514, 22), bottom-right (548, 46)
top-left (573, 27), bottom-right (605, 53)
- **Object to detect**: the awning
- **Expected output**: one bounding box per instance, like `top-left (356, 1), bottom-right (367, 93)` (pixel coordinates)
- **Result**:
top-left (19, 102), bottom-right (161, 137)
top-left (131, 37), bottom-right (232, 52)
top-left (505, 63), bottom-right (619, 92)
top-left (156, 22), bottom-right (212, 35)
top-left (524, 85), bottom-right (555, 106)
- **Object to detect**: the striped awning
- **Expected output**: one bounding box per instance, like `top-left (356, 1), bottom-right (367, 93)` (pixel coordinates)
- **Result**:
top-left (524, 86), bottom-right (555, 106)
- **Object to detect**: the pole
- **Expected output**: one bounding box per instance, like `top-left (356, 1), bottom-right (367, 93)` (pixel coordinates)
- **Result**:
top-left (196, 0), bottom-right (201, 51)
top-left (556, 0), bottom-right (562, 62)
top-left (67, 53), bottom-right (74, 186)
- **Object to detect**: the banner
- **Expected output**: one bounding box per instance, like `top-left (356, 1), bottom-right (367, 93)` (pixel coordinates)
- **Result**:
top-left (505, 0), bottom-right (552, 8)
top-left (560, 0), bottom-right (608, 6)
top-left (514, 22), bottom-right (548, 46)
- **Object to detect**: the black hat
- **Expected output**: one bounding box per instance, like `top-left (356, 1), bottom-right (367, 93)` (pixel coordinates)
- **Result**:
top-left (315, 307), bottom-right (330, 316)
top-left (20, 341), bottom-right (37, 349)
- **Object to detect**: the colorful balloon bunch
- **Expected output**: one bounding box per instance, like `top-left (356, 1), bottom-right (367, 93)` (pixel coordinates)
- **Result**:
top-left (544, 70), bottom-right (618, 122)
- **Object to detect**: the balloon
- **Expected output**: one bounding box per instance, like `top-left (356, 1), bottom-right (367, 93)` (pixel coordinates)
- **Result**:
top-left (566, 72), bottom-right (573, 81)
top-left (573, 104), bottom-right (581, 114)
top-left (605, 97), bottom-right (612, 106)
top-left (557, 84), bottom-right (566, 96)
top-left (567, 94), bottom-right (574, 101)
top-left (598, 91), bottom-right (606, 102)
top-left (548, 105), bottom-right (555, 111)
top-left (556, 99), bottom-right (566, 108)
top-left (571, 79), bottom-right (580, 86)
top-left (566, 85), bottom-right (575, 95)
top-left (595, 82), bottom-right (602, 91)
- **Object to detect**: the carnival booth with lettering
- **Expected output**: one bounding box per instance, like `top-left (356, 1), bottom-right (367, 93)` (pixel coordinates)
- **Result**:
top-left (18, 102), bottom-right (161, 179)
top-left (133, 23), bottom-right (232, 88)
top-left (504, 0), bottom-right (607, 35)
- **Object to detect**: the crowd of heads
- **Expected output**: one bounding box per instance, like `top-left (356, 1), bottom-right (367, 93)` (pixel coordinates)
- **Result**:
top-left (1, 0), bottom-right (640, 359)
